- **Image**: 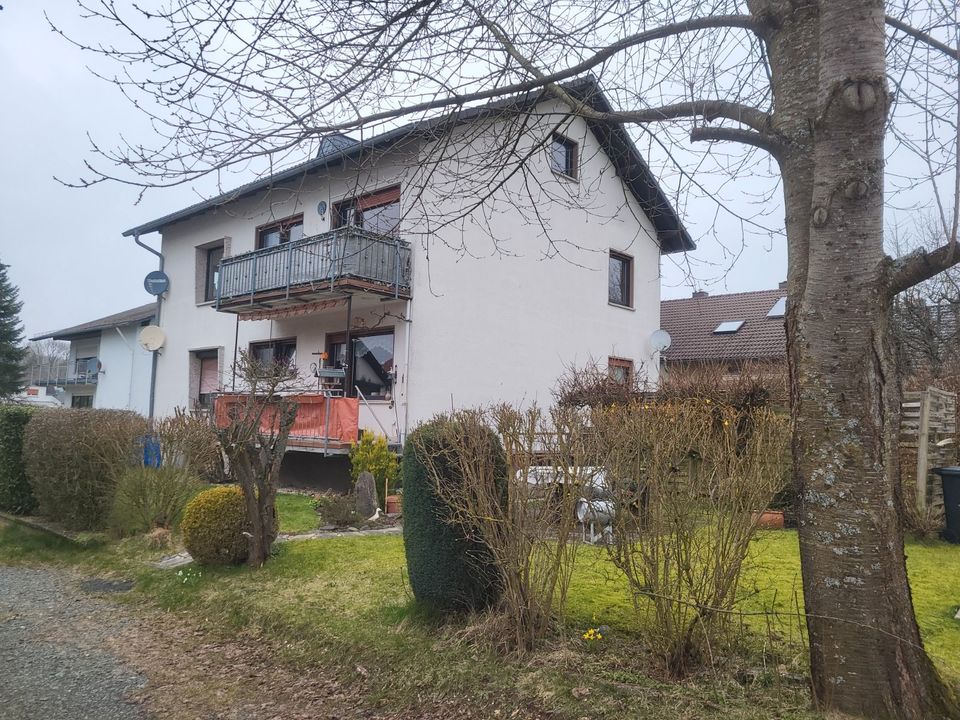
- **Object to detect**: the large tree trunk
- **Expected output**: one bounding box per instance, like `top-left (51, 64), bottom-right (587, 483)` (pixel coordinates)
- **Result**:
top-left (777, 1), bottom-right (959, 717)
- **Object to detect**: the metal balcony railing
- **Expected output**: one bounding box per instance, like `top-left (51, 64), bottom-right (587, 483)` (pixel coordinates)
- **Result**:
top-left (216, 226), bottom-right (412, 307)
top-left (25, 358), bottom-right (99, 386)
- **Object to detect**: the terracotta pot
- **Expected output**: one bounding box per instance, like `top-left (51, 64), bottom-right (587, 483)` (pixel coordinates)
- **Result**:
top-left (753, 510), bottom-right (785, 530)
top-left (386, 495), bottom-right (402, 514)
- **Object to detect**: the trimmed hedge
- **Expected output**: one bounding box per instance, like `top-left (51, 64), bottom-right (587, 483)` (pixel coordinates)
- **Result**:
top-left (0, 405), bottom-right (37, 514)
top-left (401, 417), bottom-right (505, 613)
top-left (23, 408), bottom-right (148, 530)
top-left (180, 485), bottom-right (249, 566)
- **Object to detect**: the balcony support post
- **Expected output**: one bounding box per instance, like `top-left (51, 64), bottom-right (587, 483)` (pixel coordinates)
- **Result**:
top-left (285, 240), bottom-right (294, 300)
top-left (249, 253), bottom-right (258, 305)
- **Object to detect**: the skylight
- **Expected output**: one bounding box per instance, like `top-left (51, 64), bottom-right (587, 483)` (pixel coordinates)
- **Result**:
top-left (714, 320), bottom-right (744, 334)
top-left (767, 297), bottom-right (787, 318)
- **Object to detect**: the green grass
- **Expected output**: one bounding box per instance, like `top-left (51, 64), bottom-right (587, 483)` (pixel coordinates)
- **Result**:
top-left (276, 493), bottom-right (320, 534)
top-left (1, 517), bottom-right (958, 719)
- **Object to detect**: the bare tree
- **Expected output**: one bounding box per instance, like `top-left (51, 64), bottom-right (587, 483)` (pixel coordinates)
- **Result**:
top-left (59, 2), bottom-right (960, 716)
top-left (216, 352), bottom-right (301, 568)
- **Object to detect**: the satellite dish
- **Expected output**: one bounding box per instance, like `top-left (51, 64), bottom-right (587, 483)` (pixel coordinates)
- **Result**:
top-left (650, 329), bottom-right (672, 353)
top-left (317, 200), bottom-right (328, 216)
top-left (138, 325), bottom-right (166, 352)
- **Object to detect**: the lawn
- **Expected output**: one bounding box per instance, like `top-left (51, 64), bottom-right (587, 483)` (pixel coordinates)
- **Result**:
top-left (1, 517), bottom-right (957, 719)
top-left (275, 492), bottom-right (320, 534)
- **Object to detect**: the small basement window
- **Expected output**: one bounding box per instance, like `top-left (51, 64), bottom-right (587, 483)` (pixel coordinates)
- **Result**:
top-left (714, 320), bottom-right (745, 334)
top-left (767, 297), bottom-right (787, 318)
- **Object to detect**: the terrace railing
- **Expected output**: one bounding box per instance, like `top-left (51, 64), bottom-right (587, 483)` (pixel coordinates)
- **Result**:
top-left (217, 226), bottom-right (412, 307)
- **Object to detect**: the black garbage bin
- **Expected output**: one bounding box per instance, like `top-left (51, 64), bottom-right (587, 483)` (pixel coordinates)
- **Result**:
top-left (932, 466), bottom-right (960, 544)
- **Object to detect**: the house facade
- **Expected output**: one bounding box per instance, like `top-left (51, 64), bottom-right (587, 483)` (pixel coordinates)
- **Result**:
top-left (28, 304), bottom-right (156, 413)
top-left (125, 79), bottom-right (692, 456)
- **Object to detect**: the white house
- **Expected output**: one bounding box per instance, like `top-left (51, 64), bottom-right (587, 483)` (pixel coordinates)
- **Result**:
top-left (122, 78), bottom-right (692, 477)
top-left (28, 303), bottom-right (156, 414)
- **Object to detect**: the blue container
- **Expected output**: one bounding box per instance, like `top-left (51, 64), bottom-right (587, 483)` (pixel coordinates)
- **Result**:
top-left (141, 434), bottom-right (162, 469)
top-left (932, 467), bottom-right (960, 544)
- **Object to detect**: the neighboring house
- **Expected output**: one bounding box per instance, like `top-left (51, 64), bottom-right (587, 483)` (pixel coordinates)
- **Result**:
top-left (123, 77), bottom-right (693, 466)
top-left (28, 304), bottom-right (156, 413)
top-left (660, 285), bottom-right (787, 372)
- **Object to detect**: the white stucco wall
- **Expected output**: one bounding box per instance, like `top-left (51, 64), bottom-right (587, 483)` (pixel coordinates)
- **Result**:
top-left (148, 98), bottom-right (672, 441)
top-left (94, 323), bottom-right (154, 415)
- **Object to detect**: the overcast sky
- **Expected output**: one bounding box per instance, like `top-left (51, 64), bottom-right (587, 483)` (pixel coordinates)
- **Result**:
top-left (0, 2), bottom-right (788, 341)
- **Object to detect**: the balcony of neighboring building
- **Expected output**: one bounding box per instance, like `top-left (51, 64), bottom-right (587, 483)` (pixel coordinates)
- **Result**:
top-left (215, 226), bottom-right (412, 315)
top-left (25, 357), bottom-right (100, 387)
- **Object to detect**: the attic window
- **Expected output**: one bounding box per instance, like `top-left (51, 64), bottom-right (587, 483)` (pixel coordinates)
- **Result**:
top-left (767, 297), bottom-right (787, 318)
top-left (549, 133), bottom-right (578, 179)
top-left (714, 320), bottom-right (744, 334)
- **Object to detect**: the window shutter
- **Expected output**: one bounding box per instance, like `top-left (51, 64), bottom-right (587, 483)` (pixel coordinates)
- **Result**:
top-left (355, 185), bottom-right (401, 210)
top-left (199, 357), bottom-right (219, 394)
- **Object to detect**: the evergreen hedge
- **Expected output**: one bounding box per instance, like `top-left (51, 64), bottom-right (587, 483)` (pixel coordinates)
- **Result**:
top-left (0, 405), bottom-right (37, 514)
top-left (401, 416), bottom-right (505, 613)
top-left (24, 408), bottom-right (148, 530)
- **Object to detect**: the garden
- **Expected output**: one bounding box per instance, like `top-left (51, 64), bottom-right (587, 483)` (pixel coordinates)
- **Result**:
top-left (0, 365), bottom-right (958, 719)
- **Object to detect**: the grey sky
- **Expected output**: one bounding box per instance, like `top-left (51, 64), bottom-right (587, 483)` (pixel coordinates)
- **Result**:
top-left (1, 2), bottom-right (788, 341)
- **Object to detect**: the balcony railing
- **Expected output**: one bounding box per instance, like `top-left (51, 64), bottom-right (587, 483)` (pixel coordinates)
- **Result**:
top-left (25, 358), bottom-right (99, 386)
top-left (216, 227), bottom-right (412, 309)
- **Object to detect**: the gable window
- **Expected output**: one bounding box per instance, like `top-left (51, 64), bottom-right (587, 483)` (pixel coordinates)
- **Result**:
top-left (608, 251), bottom-right (633, 307)
top-left (327, 329), bottom-right (395, 400)
top-left (608, 357), bottom-right (634, 385)
top-left (334, 186), bottom-right (401, 237)
top-left (250, 338), bottom-right (296, 368)
top-left (549, 133), bottom-right (578, 178)
top-left (257, 215), bottom-right (304, 249)
top-left (204, 244), bottom-right (224, 302)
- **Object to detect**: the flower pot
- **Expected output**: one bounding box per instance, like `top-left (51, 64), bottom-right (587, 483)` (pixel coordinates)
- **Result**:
top-left (386, 494), bottom-right (402, 514)
top-left (753, 510), bottom-right (785, 530)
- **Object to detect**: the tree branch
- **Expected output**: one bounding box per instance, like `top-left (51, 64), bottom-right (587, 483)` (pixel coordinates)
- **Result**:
top-left (888, 242), bottom-right (960, 296)
top-left (690, 126), bottom-right (783, 157)
top-left (885, 15), bottom-right (959, 61)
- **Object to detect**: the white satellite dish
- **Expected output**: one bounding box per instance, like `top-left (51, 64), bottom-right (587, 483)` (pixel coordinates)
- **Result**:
top-left (650, 329), bottom-right (672, 353)
top-left (138, 325), bottom-right (166, 352)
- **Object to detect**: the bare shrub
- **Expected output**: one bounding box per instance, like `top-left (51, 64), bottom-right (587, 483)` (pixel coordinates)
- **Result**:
top-left (154, 408), bottom-right (221, 480)
top-left (108, 466), bottom-right (202, 536)
top-left (419, 406), bottom-right (589, 653)
top-left (592, 398), bottom-right (790, 677)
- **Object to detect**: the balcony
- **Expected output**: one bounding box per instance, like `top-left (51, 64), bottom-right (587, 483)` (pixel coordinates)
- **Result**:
top-left (213, 393), bottom-right (360, 454)
top-left (25, 358), bottom-right (99, 387)
top-left (216, 227), bottom-right (412, 314)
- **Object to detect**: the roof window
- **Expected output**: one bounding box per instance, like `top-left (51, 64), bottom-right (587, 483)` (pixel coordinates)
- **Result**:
top-left (767, 297), bottom-right (787, 318)
top-left (714, 320), bottom-right (744, 334)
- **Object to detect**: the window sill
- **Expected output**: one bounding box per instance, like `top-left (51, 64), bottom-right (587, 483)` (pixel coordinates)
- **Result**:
top-left (608, 302), bottom-right (635, 311)
top-left (196, 300), bottom-right (217, 308)
top-left (551, 169), bottom-right (579, 183)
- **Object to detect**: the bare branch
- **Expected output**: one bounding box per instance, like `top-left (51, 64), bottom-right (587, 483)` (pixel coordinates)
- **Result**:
top-left (885, 15), bottom-right (960, 61)
top-left (888, 242), bottom-right (960, 296)
top-left (690, 126), bottom-right (783, 157)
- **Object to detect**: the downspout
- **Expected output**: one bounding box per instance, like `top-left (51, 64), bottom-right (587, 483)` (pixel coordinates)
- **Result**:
top-left (401, 299), bottom-right (412, 446)
top-left (113, 325), bottom-right (136, 411)
top-left (133, 233), bottom-right (163, 420)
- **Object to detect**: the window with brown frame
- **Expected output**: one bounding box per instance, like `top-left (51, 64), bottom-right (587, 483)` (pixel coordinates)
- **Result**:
top-left (334, 186), bottom-right (401, 236)
top-left (249, 338), bottom-right (297, 368)
top-left (608, 357), bottom-right (634, 385)
top-left (608, 251), bottom-right (633, 307)
top-left (549, 133), bottom-right (578, 178)
top-left (326, 328), bottom-right (395, 400)
top-left (203, 244), bottom-right (224, 302)
top-left (256, 215), bottom-right (304, 249)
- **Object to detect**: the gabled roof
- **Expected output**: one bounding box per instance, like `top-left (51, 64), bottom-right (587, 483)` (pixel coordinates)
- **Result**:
top-left (661, 288), bottom-right (787, 363)
top-left (31, 303), bottom-right (156, 342)
top-left (122, 76), bottom-right (694, 255)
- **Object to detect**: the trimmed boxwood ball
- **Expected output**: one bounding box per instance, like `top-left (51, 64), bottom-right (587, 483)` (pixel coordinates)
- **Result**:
top-left (181, 485), bottom-right (249, 566)
top-left (402, 417), bottom-right (505, 613)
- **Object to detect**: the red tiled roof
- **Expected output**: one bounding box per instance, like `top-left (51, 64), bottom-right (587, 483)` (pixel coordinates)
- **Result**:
top-left (661, 288), bottom-right (787, 362)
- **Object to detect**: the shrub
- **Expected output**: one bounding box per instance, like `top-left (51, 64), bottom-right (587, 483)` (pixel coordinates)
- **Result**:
top-left (108, 466), bottom-right (203, 536)
top-left (180, 485), bottom-right (249, 566)
top-left (24, 409), bottom-right (148, 530)
top-left (0, 405), bottom-right (37, 514)
top-left (349, 433), bottom-right (398, 508)
top-left (314, 492), bottom-right (360, 527)
top-left (154, 409), bottom-right (222, 480)
top-left (402, 415), bottom-right (505, 613)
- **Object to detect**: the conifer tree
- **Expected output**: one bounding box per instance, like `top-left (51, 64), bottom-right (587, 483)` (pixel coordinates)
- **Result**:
top-left (0, 262), bottom-right (26, 398)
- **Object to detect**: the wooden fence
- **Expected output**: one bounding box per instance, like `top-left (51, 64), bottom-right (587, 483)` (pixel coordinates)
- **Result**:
top-left (900, 387), bottom-right (957, 512)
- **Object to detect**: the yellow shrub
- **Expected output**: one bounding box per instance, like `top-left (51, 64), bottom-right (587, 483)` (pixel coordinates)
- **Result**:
top-left (180, 485), bottom-right (249, 566)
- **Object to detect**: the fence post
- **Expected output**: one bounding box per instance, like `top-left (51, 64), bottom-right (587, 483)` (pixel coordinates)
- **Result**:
top-left (916, 389), bottom-right (931, 510)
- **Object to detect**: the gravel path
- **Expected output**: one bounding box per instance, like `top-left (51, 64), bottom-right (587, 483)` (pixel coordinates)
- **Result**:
top-left (0, 567), bottom-right (148, 720)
